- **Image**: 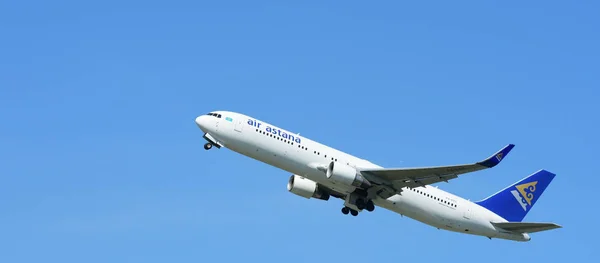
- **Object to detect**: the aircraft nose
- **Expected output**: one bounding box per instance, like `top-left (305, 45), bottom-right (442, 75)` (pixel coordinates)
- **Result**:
top-left (195, 115), bottom-right (210, 132)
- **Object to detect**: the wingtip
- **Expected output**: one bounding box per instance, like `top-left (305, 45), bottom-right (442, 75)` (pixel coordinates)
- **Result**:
top-left (505, 143), bottom-right (516, 152)
top-left (478, 144), bottom-right (515, 168)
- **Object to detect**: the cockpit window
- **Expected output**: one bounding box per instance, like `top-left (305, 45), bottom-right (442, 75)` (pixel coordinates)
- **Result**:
top-left (206, 112), bottom-right (222, 118)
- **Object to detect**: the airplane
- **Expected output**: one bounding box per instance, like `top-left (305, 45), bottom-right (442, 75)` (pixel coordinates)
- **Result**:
top-left (195, 111), bottom-right (561, 242)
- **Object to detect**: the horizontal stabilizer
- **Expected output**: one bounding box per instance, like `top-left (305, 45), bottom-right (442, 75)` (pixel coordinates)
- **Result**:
top-left (492, 222), bottom-right (562, 234)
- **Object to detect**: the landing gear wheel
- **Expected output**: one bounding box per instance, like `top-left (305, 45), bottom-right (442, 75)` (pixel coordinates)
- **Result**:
top-left (341, 207), bottom-right (349, 215)
top-left (355, 198), bottom-right (366, 210)
top-left (350, 209), bottom-right (358, 216)
top-left (366, 200), bottom-right (375, 212)
top-left (204, 143), bottom-right (213, 150)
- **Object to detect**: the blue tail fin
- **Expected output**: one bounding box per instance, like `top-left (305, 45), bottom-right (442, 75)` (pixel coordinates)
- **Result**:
top-left (475, 169), bottom-right (556, 222)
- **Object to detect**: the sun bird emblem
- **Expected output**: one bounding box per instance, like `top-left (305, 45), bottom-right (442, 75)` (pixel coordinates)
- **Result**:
top-left (510, 181), bottom-right (538, 211)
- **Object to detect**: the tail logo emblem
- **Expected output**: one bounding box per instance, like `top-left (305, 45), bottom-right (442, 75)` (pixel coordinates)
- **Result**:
top-left (496, 153), bottom-right (504, 161)
top-left (510, 181), bottom-right (538, 211)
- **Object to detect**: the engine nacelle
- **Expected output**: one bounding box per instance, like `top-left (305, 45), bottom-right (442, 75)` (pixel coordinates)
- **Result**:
top-left (287, 175), bottom-right (330, 200)
top-left (325, 161), bottom-right (371, 189)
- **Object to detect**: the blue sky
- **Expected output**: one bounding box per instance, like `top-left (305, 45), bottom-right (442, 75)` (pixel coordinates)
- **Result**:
top-left (1, 1), bottom-right (598, 262)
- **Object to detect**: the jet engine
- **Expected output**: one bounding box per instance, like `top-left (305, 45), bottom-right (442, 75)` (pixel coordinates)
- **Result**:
top-left (325, 161), bottom-right (371, 189)
top-left (287, 175), bottom-right (330, 200)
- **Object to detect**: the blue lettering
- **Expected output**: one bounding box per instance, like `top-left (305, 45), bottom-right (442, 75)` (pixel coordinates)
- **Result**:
top-left (247, 119), bottom-right (262, 127)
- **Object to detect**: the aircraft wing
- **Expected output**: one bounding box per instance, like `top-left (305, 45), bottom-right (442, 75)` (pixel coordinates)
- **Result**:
top-left (359, 144), bottom-right (515, 195)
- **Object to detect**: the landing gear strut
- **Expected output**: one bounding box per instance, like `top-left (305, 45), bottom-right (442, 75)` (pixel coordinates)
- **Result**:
top-left (204, 143), bottom-right (213, 150)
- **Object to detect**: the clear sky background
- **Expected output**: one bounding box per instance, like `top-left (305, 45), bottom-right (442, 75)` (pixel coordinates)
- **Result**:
top-left (1, 1), bottom-right (598, 262)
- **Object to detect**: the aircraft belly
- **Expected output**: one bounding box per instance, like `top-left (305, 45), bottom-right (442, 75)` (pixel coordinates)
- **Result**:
top-left (378, 192), bottom-right (452, 230)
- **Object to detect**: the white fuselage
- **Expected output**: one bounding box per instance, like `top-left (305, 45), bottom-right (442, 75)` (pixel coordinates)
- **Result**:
top-left (196, 111), bottom-right (530, 242)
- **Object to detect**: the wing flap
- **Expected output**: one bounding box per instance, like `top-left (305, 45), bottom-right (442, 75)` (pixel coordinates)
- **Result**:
top-left (492, 222), bottom-right (562, 233)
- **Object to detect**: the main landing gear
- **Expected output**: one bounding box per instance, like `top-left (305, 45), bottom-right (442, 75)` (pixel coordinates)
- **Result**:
top-left (341, 198), bottom-right (375, 216)
top-left (356, 198), bottom-right (375, 212)
top-left (204, 143), bottom-right (213, 150)
top-left (341, 206), bottom-right (358, 216)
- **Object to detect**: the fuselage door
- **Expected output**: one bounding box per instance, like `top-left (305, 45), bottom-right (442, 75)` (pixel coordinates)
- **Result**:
top-left (234, 119), bottom-right (244, 132)
top-left (463, 206), bottom-right (472, 220)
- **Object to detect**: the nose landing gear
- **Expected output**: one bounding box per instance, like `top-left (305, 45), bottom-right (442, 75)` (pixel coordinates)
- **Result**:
top-left (204, 143), bottom-right (213, 150)
top-left (202, 133), bottom-right (222, 150)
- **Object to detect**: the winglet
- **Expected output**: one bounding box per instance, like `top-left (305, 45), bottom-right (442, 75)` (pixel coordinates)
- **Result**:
top-left (477, 144), bottom-right (515, 168)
